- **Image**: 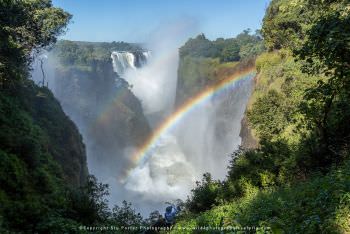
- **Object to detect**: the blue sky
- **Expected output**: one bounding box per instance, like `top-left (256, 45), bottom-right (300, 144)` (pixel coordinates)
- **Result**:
top-left (53, 0), bottom-right (271, 43)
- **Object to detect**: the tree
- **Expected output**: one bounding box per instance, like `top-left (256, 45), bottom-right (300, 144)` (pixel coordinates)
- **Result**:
top-left (0, 0), bottom-right (71, 85)
top-left (248, 89), bottom-right (288, 139)
top-left (68, 175), bottom-right (110, 225)
top-left (186, 173), bottom-right (221, 213)
top-left (259, 0), bottom-right (350, 170)
top-left (261, 0), bottom-right (305, 51)
top-left (295, 1), bottom-right (350, 166)
top-left (179, 33), bottom-right (220, 58)
top-left (112, 200), bottom-right (144, 228)
top-left (239, 42), bottom-right (265, 60)
top-left (220, 41), bottom-right (240, 62)
top-left (146, 210), bottom-right (162, 225)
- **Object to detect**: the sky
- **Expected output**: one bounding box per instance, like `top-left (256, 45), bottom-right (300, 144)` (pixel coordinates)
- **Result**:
top-left (52, 0), bottom-right (271, 43)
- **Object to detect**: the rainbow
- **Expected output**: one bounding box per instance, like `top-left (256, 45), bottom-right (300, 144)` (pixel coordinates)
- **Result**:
top-left (125, 66), bottom-right (256, 177)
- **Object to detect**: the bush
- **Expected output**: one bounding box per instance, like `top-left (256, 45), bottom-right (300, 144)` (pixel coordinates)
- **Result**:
top-left (186, 173), bottom-right (221, 213)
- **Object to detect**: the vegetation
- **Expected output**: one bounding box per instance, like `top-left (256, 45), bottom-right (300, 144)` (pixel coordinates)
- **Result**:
top-left (179, 30), bottom-right (264, 62)
top-left (176, 30), bottom-right (263, 106)
top-left (175, 161), bottom-right (350, 233)
top-left (0, 0), bottom-right (71, 86)
top-left (0, 1), bottom-right (147, 233)
top-left (49, 39), bottom-right (152, 180)
top-left (0, 0), bottom-right (112, 232)
top-left (1, 0), bottom-right (350, 232)
top-left (174, 0), bottom-right (350, 233)
top-left (52, 40), bottom-right (142, 69)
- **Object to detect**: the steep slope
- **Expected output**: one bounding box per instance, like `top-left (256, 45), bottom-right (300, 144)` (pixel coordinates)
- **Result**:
top-left (46, 40), bottom-right (151, 176)
top-left (0, 80), bottom-right (88, 231)
top-left (175, 32), bottom-right (263, 107)
top-left (176, 33), bottom-right (261, 153)
top-left (172, 49), bottom-right (350, 234)
top-left (0, 2), bottom-right (108, 231)
top-left (172, 1), bottom-right (350, 233)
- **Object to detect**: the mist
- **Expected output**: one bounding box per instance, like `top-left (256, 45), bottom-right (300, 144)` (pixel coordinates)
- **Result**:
top-left (117, 22), bottom-right (254, 206)
top-left (31, 18), bottom-right (254, 216)
top-left (123, 76), bottom-right (254, 206)
top-left (123, 18), bottom-right (199, 118)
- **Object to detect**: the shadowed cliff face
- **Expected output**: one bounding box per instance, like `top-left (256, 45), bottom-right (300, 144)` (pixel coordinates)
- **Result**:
top-left (0, 80), bottom-right (88, 187)
top-left (49, 57), bottom-right (151, 179)
top-left (31, 41), bottom-right (154, 212)
top-left (239, 115), bottom-right (258, 150)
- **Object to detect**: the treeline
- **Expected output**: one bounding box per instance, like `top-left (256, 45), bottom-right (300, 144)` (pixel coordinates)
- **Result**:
top-left (176, 0), bottom-right (350, 233)
top-left (176, 30), bottom-right (263, 106)
top-left (179, 29), bottom-right (264, 62)
top-left (52, 40), bottom-right (142, 68)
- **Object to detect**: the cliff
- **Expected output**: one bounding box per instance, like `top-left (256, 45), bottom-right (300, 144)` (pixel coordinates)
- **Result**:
top-left (175, 32), bottom-right (263, 107)
top-left (0, 79), bottom-right (91, 231)
top-left (0, 81), bottom-right (88, 187)
top-left (176, 51), bottom-right (259, 150)
top-left (239, 114), bottom-right (258, 149)
top-left (49, 41), bottom-right (151, 170)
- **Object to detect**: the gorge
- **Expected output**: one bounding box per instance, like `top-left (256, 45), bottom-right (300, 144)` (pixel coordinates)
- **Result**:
top-left (31, 37), bottom-right (256, 214)
top-left (3, 1), bottom-right (350, 232)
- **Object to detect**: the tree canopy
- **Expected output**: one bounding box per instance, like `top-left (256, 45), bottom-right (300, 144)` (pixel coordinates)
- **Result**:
top-left (0, 0), bottom-right (71, 85)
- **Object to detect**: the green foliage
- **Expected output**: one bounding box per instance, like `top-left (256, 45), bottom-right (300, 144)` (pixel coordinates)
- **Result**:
top-left (52, 40), bottom-right (143, 70)
top-left (0, 0), bottom-right (71, 85)
top-left (225, 145), bottom-right (292, 200)
top-left (294, 2), bottom-right (350, 168)
top-left (220, 41), bottom-right (240, 62)
top-left (175, 160), bottom-right (350, 233)
top-left (238, 160), bottom-right (350, 233)
top-left (186, 173), bottom-right (221, 213)
top-left (177, 30), bottom-right (263, 106)
top-left (239, 41), bottom-right (265, 60)
top-left (179, 34), bottom-right (221, 58)
top-left (248, 90), bottom-right (288, 139)
top-left (262, 0), bottom-right (305, 51)
top-left (261, 0), bottom-right (350, 169)
top-left (179, 30), bottom-right (263, 62)
top-left (112, 201), bottom-right (144, 228)
top-left (262, 0), bottom-right (349, 52)
top-left (248, 51), bottom-right (316, 143)
top-left (255, 52), bottom-right (281, 72)
top-left (180, 1), bottom-right (350, 232)
top-left (0, 1), bottom-right (120, 232)
top-left (0, 80), bottom-right (108, 232)
top-left (0, 91), bottom-right (121, 231)
top-left (68, 175), bottom-right (110, 225)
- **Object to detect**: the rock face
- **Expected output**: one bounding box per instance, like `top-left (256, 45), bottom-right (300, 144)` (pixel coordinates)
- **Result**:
top-left (176, 54), bottom-right (258, 152)
top-left (34, 88), bottom-right (88, 186)
top-left (50, 55), bottom-right (151, 175)
top-left (239, 115), bottom-right (258, 150)
top-left (239, 74), bottom-right (259, 150)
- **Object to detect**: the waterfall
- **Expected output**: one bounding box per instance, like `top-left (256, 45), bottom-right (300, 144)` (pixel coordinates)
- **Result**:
top-left (125, 75), bottom-right (254, 203)
top-left (31, 43), bottom-right (253, 216)
top-left (108, 43), bottom-right (254, 213)
top-left (111, 51), bottom-right (151, 75)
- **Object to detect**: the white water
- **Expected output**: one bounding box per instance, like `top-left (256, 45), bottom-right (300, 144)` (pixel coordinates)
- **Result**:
top-left (108, 31), bottom-right (254, 212)
top-left (31, 48), bottom-right (254, 216)
top-left (123, 75), bottom-right (254, 205)
top-left (111, 51), bottom-right (151, 75)
top-left (31, 19), bottom-right (254, 215)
